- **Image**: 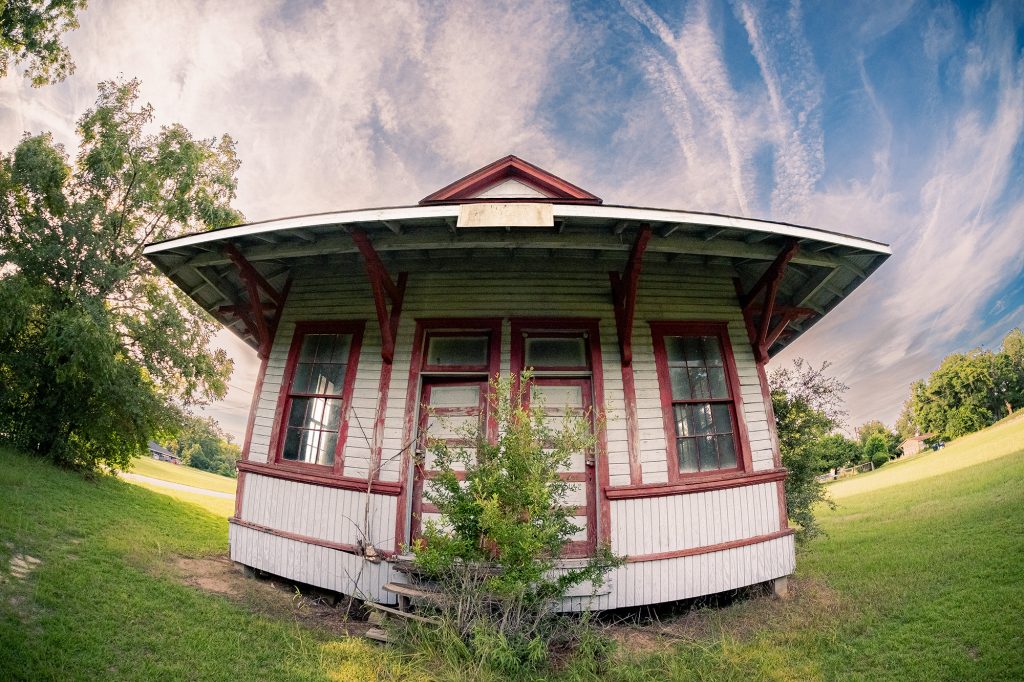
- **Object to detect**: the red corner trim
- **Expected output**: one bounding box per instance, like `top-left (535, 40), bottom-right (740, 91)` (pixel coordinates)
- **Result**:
top-left (609, 225), bottom-right (652, 367)
top-left (419, 155), bottom-right (602, 205)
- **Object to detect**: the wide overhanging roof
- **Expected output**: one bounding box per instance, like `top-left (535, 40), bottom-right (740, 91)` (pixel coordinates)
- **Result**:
top-left (144, 202), bottom-right (890, 358)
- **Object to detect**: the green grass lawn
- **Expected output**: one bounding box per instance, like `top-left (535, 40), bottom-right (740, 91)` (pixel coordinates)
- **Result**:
top-left (128, 456), bottom-right (238, 494)
top-left (2, 415), bottom-right (1022, 680)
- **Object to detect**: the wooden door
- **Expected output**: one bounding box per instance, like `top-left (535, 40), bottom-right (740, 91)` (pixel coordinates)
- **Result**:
top-left (527, 378), bottom-right (597, 558)
top-left (410, 378), bottom-right (486, 541)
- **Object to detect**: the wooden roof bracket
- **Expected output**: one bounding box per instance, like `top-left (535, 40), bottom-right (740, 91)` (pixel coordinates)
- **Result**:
top-left (737, 240), bottom-right (802, 363)
top-left (352, 229), bottom-right (408, 365)
top-left (222, 244), bottom-right (290, 359)
top-left (609, 225), bottom-right (653, 366)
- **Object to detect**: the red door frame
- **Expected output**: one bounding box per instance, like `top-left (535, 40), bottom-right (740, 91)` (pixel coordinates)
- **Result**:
top-left (522, 375), bottom-right (598, 558)
top-left (409, 377), bottom-right (488, 541)
top-left (510, 318), bottom-right (610, 550)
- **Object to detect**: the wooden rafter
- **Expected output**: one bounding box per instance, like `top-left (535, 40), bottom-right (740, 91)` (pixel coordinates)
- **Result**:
top-left (610, 225), bottom-right (653, 366)
top-left (351, 229), bottom-right (408, 365)
top-left (736, 240), bottom-right (807, 363)
top-left (221, 244), bottom-right (289, 358)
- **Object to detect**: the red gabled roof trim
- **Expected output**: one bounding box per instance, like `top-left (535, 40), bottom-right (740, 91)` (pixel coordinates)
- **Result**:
top-left (419, 155), bottom-right (602, 205)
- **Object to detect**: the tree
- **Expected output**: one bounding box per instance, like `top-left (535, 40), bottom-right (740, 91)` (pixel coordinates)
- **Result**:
top-left (812, 433), bottom-right (861, 472)
top-left (166, 414), bottom-right (240, 477)
top-left (0, 78), bottom-right (241, 471)
top-left (1, 0), bottom-right (87, 86)
top-left (770, 358), bottom-right (848, 541)
top-left (894, 398), bottom-right (918, 441)
top-left (856, 419), bottom-right (900, 457)
top-left (908, 330), bottom-right (1024, 440)
top-left (863, 434), bottom-right (890, 469)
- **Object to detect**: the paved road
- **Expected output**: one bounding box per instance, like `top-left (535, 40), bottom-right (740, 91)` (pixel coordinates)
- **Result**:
top-left (120, 472), bottom-right (236, 500)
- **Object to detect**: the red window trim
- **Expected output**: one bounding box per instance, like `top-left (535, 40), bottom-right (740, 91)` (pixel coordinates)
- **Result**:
top-left (650, 321), bottom-right (753, 483)
top-left (271, 320), bottom-right (366, 476)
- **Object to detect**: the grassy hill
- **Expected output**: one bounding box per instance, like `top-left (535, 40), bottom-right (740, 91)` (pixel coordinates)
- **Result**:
top-left (129, 456), bottom-right (237, 494)
top-left (1, 416), bottom-right (1022, 680)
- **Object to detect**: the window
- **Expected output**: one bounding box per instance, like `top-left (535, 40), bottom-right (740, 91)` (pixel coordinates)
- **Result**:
top-left (651, 322), bottom-right (747, 479)
top-left (275, 321), bottom-right (364, 470)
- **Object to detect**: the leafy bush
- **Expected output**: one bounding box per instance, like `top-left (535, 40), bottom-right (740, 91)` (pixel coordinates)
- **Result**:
top-left (405, 373), bottom-right (621, 674)
top-left (863, 434), bottom-right (890, 469)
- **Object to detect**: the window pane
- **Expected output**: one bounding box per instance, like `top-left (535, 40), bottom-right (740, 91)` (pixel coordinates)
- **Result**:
top-left (698, 435), bottom-right (719, 470)
top-left (677, 438), bottom-right (699, 473)
top-left (531, 384), bottom-right (584, 415)
top-left (426, 336), bottom-right (489, 367)
top-left (317, 430), bottom-right (338, 466)
top-left (670, 367), bottom-right (691, 400)
top-left (674, 404), bottom-right (692, 437)
top-left (288, 398), bottom-right (309, 428)
top-left (525, 337), bottom-right (587, 368)
top-left (282, 428), bottom-right (302, 460)
top-left (717, 434), bottom-right (737, 468)
top-left (307, 363), bottom-right (346, 395)
top-left (682, 337), bottom-right (704, 366)
top-left (309, 397), bottom-right (342, 431)
top-left (298, 335), bottom-right (320, 362)
top-left (317, 334), bottom-right (351, 364)
top-left (665, 336), bottom-right (686, 364)
top-left (689, 367), bottom-right (710, 399)
top-left (292, 363), bottom-right (313, 393)
top-left (428, 385), bottom-right (481, 408)
top-left (708, 367), bottom-right (729, 399)
top-left (711, 404), bottom-right (733, 434)
top-left (701, 336), bottom-right (723, 366)
top-left (692, 404), bottom-right (713, 434)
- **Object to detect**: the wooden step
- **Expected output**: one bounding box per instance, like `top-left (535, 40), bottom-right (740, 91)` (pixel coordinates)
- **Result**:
top-left (382, 582), bottom-right (442, 600)
top-left (366, 601), bottom-right (440, 625)
top-left (364, 627), bottom-right (393, 644)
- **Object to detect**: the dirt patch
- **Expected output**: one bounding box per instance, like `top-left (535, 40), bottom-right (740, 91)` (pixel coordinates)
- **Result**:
top-left (7, 554), bottom-right (42, 581)
top-left (169, 554), bottom-right (370, 638)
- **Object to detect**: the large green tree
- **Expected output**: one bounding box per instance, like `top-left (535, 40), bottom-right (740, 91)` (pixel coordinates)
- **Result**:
top-left (0, 0), bottom-right (87, 86)
top-left (909, 329), bottom-right (1024, 440)
top-left (0, 78), bottom-right (241, 471)
top-left (770, 358), bottom-right (848, 541)
top-left (856, 419), bottom-right (900, 457)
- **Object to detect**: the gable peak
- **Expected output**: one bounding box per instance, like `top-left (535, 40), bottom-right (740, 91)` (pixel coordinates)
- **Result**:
top-left (419, 155), bottom-right (602, 205)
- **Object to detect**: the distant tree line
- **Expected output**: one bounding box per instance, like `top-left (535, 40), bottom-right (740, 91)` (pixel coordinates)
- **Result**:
top-left (164, 415), bottom-right (240, 478)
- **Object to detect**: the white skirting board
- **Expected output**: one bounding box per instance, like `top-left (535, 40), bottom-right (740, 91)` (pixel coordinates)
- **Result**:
top-left (230, 524), bottom-right (794, 611)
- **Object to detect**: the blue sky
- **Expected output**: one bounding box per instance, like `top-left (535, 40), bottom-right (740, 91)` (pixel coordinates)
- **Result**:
top-left (2, 0), bottom-right (1022, 440)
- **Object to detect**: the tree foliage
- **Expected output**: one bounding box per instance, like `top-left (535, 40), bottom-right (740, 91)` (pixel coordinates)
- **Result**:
top-left (812, 433), bottom-right (862, 472)
top-left (0, 79), bottom-right (241, 471)
top-left (856, 419), bottom-right (900, 457)
top-left (0, 0), bottom-right (87, 86)
top-left (863, 434), bottom-right (890, 469)
top-left (909, 329), bottom-right (1024, 440)
top-left (770, 358), bottom-right (848, 541)
top-left (165, 414), bottom-right (240, 478)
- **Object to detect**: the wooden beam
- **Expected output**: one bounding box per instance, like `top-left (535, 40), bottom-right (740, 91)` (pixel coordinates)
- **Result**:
top-left (610, 225), bottom-right (652, 366)
top-left (351, 229), bottom-right (407, 364)
top-left (224, 244), bottom-right (284, 308)
top-left (739, 240), bottom-right (800, 311)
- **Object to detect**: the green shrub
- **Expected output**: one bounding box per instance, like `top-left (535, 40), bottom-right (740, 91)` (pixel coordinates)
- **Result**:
top-left (404, 372), bottom-right (622, 674)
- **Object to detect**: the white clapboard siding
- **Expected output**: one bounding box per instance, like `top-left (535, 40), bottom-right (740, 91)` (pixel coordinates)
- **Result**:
top-left (610, 483), bottom-right (780, 556)
top-left (234, 258), bottom-right (789, 609)
top-left (229, 523), bottom-right (398, 604)
top-left (560, 533), bottom-right (795, 611)
top-left (240, 474), bottom-right (397, 549)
